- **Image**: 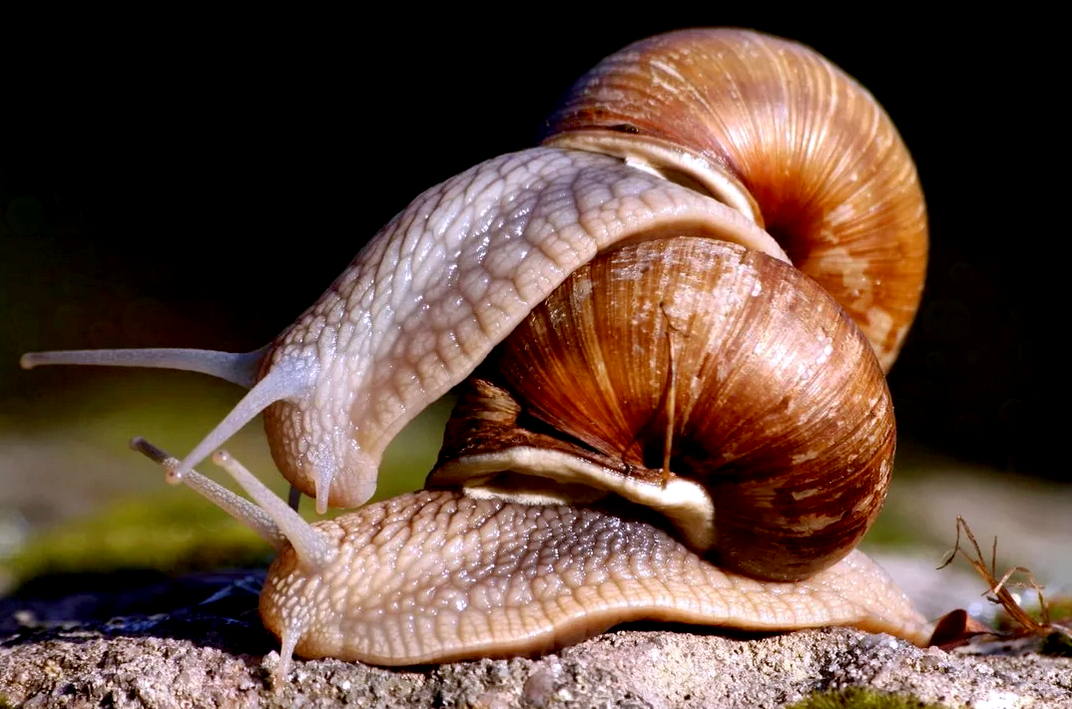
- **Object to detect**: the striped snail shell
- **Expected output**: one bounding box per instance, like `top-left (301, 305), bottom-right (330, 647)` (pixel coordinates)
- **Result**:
top-left (543, 28), bottom-right (927, 371)
top-left (429, 237), bottom-right (896, 582)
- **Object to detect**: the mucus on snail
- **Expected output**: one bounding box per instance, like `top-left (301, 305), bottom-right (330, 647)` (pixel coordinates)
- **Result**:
top-left (20, 28), bottom-right (931, 679)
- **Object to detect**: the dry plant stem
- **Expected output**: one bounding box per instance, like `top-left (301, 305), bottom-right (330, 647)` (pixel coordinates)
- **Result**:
top-left (939, 516), bottom-right (1052, 634)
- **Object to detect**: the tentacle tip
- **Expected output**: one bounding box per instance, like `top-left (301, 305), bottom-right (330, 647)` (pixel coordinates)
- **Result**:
top-left (19, 352), bottom-right (40, 370)
top-left (271, 630), bottom-right (298, 690)
top-left (130, 436), bottom-right (186, 485)
top-left (212, 449), bottom-right (233, 466)
top-left (314, 465), bottom-right (334, 515)
top-left (271, 665), bottom-right (290, 693)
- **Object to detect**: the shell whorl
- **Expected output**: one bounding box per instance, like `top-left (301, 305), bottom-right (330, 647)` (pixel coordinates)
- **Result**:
top-left (543, 28), bottom-right (928, 371)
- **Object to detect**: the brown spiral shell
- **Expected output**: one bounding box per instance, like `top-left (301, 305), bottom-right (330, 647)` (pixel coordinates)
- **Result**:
top-left (542, 29), bottom-right (928, 371)
top-left (432, 238), bottom-right (895, 582)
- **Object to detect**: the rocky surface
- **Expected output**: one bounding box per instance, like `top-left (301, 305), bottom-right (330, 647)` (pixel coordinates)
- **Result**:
top-left (1, 570), bottom-right (1070, 709)
top-left (3, 451), bottom-right (1070, 708)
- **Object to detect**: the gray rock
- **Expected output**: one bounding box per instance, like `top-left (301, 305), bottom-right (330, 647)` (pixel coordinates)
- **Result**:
top-left (1, 572), bottom-right (1070, 709)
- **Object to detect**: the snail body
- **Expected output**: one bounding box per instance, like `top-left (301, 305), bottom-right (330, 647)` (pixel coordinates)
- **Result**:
top-left (21, 28), bottom-right (930, 678)
top-left (128, 440), bottom-right (925, 677)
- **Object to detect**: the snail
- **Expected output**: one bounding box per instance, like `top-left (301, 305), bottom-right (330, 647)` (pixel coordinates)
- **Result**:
top-left (20, 28), bottom-right (930, 679)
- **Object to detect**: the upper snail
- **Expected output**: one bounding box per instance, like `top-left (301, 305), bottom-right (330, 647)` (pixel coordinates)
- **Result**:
top-left (21, 29), bottom-right (926, 589)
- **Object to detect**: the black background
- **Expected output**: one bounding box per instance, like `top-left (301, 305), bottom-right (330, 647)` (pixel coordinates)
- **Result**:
top-left (0, 14), bottom-right (1054, 480)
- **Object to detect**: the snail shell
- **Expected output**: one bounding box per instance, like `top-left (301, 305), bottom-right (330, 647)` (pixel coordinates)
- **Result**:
top-left (430, 237), bottom-right (894, 582)
top-left (544, 28), bottom-right (928, 371)
top-left (425, 27), bottom-right (924, 584)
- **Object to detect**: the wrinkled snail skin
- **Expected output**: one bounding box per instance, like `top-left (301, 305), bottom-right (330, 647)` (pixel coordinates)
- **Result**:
top-left (19, 27), bottom-right (933, 680)
top-left (123, 441), bottom-right (924, 674)
top-left (126, 440), bottom-right (929, 672)
top-left (259, 490), bottom-right (928, 669)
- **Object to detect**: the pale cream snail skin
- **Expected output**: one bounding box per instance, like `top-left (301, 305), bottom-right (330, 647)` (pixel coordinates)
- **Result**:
top-left (20, 28), bottom-right (931, 679)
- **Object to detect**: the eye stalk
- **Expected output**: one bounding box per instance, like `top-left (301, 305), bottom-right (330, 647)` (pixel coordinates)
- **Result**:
top-left (129, 437), bottom-right (331, 568)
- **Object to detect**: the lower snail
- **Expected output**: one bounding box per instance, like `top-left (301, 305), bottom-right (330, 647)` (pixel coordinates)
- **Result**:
top-left (20, 29), bottom-right (931, 679)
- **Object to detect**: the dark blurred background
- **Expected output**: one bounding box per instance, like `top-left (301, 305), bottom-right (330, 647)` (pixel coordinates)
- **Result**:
top-left (0, 13), bottom-right (1054, 525)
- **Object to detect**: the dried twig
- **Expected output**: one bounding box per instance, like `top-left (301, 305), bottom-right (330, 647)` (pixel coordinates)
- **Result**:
top-left (938, 516), bottom-right (1071, 655)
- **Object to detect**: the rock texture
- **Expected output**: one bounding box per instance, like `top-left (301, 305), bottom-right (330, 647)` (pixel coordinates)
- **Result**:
top-left (1, 571), bottom-right (1070, 708)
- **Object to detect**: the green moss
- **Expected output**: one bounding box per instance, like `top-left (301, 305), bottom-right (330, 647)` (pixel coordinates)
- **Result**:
top-left (1046, 597), bottom-right (1072, 623)
top-left (3, 494), bottom-right (273, 582)
top-left (787, 687), bottom-right (946, 709)
top-left (1, 376), bottom-right (454, 587)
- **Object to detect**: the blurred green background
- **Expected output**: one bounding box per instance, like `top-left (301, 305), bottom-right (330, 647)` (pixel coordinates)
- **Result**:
top-left (0, 16), bottom-right (1055, 593)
